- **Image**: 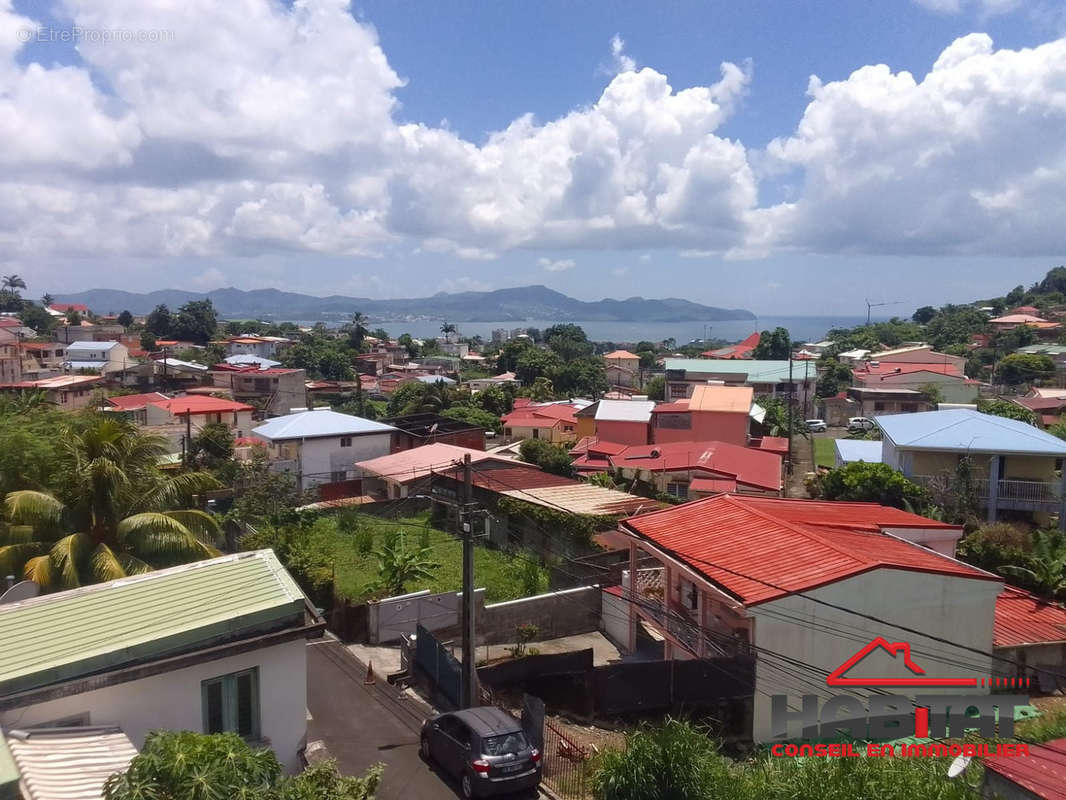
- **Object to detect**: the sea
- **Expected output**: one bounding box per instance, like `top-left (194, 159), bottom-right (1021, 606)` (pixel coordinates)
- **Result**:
top-left (358, 315), bottom-right (877, 346)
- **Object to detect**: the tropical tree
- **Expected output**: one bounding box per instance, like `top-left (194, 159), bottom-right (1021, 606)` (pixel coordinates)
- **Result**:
top-left (999, 530), bottom-right (1066, 599)
top-left (995, 353), bottom-right (1056, 386)
top-left (365, 531), bottom-right (439, 596)
top-left (117, 309), bottom-right (134, 328)
top-left (0, 416), bottom-right (221, 592)
top-left (1, 274), bottom-right (26, 292)
top-left (752, 327), bottom-right (791, 360)
top-left (348, 312), bottom-right (370, 351)
top-left (519, 438), bottom-right (574, 477)
top-left (145, 304), bottom-right (173, 337)
top-left (978, 398), bottom-right (1037, 425)
top-left (815, 359), bottom-right (852, 398)
top-left (440, 321), bottom-right (457, 343)
top-left (810, 461), bottom-right (932, 512)
top-left (645, 376), bottom-right (665, 401)
top-left (40, 292), bottom-right (54, 307)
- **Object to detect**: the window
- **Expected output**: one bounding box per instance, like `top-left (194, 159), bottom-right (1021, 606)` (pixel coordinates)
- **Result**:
top-left (532, 429), bottom-right (540, 439)
top-left (339, 436), bottom-right (353, 447)
top-left (331, 471), bottom-right (346, 482)
top-left (202, 668), bottom-right (260, 740)
top-left (668, 383), bottom-right (688, 398)
top-left (563, 424), bottom-right (574, 432)
top-left (874, 402), bottom-right (886, 411)
top-left (666, 482), bottom-right (689, 499)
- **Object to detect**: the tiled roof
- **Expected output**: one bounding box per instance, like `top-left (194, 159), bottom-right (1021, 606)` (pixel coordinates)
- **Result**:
top-left (620, 494), bottom-right (990, 605)
top-left (994, 586), bottom-right (1066, 647)
top-left (355, 443), bottom-right (504, 483)
top-left (983, 738), bottom-right (1066, 800)
top-left (0, 551), bottom-right (308, 695)
top-left (150, 395), bottom-right (254, 415)
top-left (7, 727), bottom-right (138, 800)
top-left (610, 440), bottom-right (782, 492)
top-left (252, 408), bottom-right (395, 440)
top-left (603, 350), bottom-right (639, 360)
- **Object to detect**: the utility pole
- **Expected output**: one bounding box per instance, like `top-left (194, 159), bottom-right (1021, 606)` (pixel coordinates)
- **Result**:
top-left (184, 412), bottom-right (192, 468)
top-left (460, 453), bottom-right (477, 708)
top-left (786, 353), bottom-right (794, 495)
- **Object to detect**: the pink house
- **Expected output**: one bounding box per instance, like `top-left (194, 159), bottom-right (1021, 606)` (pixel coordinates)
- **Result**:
top-left (652, 385), bottom-right (752, 446)
top-left (585, 399), bottom-right (654, 445)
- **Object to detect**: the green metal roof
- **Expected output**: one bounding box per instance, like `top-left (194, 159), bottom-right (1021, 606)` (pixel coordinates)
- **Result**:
top-left (664, 359), bottom-right (816, 383)
top-left (0, 551), bottom-right (308, 697)
top-left (1018, 344), bottom-right (1066, 355)
top-left (0, 737), bottom-right (16, 800)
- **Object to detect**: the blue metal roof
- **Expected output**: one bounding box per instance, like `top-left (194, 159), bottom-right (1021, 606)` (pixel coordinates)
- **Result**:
top-left (65, 341), bottom-right (122, 352)
top-left (224, 354), bottom-right (281, 368)
top-left (834, 439), bottom-right (884, 464)
top-left (876, 409), bottom-right (1066, 455)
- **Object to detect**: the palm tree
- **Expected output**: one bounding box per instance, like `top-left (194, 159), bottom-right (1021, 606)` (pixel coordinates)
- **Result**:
top-left (0, 416), bottom-right (221, 592)
top-left (1000, 530), bottom-right (1066, 599)
top-left (440, 322), bottom-right (457, 343)
top-left (347, 312), bottom-right (369, 351)
top-left (1, 274), bottom-right (26, 292)
top-left (419, 381), bottom-right (453, 412)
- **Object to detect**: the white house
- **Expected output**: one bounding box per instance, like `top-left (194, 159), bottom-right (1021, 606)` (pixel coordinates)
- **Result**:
top-left (0, 551), bottom-right (324, 774)
top-left (63, 340), bottom-right (130, 375)
top-left (604, 494), bottom-right (1001, 743)
top-left (224, 336), bottom-right (292, 359)
top-left (252, 407), bottom-right (397, 489)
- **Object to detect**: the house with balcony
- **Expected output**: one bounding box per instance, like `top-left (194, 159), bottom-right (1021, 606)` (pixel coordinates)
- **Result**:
top-left (19, 342), bottom-right (65, 380)
top-left (209, 364), bottom-right (308, 416)
top-left (662, 359), bottom-right (816, 415)
top-left (252, 407), bottom-right (397, 490)
top-left (851, 362), bottom-right (978, 405)
top-left (601, 494), bottom-right (998, 743)
top-left (876, 409), bottom-right (1066, 528)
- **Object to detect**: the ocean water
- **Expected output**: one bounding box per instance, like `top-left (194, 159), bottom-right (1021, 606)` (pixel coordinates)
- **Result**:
top-left (363, 315), bottom-right (878, 345)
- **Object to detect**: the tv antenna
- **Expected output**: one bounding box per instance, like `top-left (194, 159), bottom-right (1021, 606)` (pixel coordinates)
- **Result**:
top-left (865, 298), bottom-right (904, 326)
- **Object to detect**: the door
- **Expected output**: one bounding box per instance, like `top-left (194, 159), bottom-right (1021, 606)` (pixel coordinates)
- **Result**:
top-left (436, 716), bottom-right (471, 776)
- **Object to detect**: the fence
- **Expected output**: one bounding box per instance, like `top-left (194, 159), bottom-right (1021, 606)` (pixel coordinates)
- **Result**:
top-left (414, 623), bottom-right (463, 707)
top-left (542, 717), bottom-right (593, 800)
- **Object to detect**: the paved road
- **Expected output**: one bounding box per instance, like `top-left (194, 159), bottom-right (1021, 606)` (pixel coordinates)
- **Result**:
top-left (306, 638), bottom-right (460, 799)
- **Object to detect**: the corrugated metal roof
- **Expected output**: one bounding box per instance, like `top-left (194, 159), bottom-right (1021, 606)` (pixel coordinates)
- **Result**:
top-left (877, 409), bottom-right (1066, 455)
top-left (994, 587), bottom-right (1066, 647)
top-left (435, 464), bottom-right (576, 492)
top-left (983, 738), bottom-right (1066, 800)
top-left (603, 350), bottom-right (638, 360)
top-left (689, 477), bottom-right (738, 494)
top-left (224, 354), bottom-right (282, 368)
top-left (735, 496), bottom-right (960, 531)
top-left (834, 439), bottom-right (884, 464)
top-left (0, 737), bottom-right (15, 798)
top-left (594, 400), bottom-right (655, 422)
top-left (355, 443), bottom-right (503, 483)
top-left (688, 385), bottom-right (752, 413)
top-left (7, 727), bottom-right (137, 800)
top-left (620, 494), bottom-right (991, 605)
top-left (501, 485), bottom-right (652, 517)
top-left (253, 408), bottom-right (395, 441)
top-left (65, 341), bottom-right (122, 353)
top-left (0, 551), bottom-right (307, 696)
top-left (610, 440), bottom-right (782, 492)
top-left (106, 392), bottom-right (168, 411)
top-left (663, 359), bottom-right (815, 383)
top-left (152, 395), bottom-right (254, 415)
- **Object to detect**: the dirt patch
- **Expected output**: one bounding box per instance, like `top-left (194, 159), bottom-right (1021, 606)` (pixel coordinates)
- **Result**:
top-left (546, 715), bottom-right (626, 755)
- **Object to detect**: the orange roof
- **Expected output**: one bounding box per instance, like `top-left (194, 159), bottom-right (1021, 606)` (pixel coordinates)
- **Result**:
top-left (994, 586), bottom-right (1066, 647)
top-left (150, 395), bottom-right (254, 415)
top-left (604, 350), bottom-right (639, 360)
top-left (621, 494), bottom-right (990, 605)
top-left (48, 303), bottom-right (88, 312)
top-left (106, 392), bottom-right (169, 411)
top-left (688, 384), bottom-right (752, 413)
top-left (990, 313), bottom-right (1050, 324)
top-left (702, 331), bottom-right (760, 359)
top-left (501, 403), bottom-right (578, 428)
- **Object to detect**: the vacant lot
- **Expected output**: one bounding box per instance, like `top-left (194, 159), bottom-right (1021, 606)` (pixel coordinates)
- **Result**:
top-left (331, 512), bottom-right (548, 603)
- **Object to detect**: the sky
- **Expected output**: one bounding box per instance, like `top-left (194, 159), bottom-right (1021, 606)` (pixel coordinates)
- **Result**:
top-left (4, 0), bottom-right (1066, 315)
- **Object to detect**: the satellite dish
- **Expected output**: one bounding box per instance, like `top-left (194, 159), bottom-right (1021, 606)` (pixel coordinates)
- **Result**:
top-left (947, 755), bottom-right (972, 778)
top-left (0, 580), bottom-right (40, 605)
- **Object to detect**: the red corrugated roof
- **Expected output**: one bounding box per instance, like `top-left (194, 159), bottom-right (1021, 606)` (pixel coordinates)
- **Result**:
top-left (48, 303), bottom-right (88, 312)
top-left (689, 477), bottom-right (738, 494)
top-left (570, 437), bottom-right (629, 457)
top-left (501, 403), bottom-right (578, 427)
top-left (106, 392), bottom-right (169, 411)
top-left (994, 586), bottom-right (1066, 647)
top-left (755, 436), bottom-right (789, 456)
top-left (355, 443), bottom-right (503, 483)
top-left (434, 464), bottom-right (576, 492)
top-left (621, 494), bottom-right (993, 605)
top-left (984, 738), bottom-right (1066, 800)
top-left (610, 440), bottom-right (782, 492)
top-left (734, 496), bottom-right (962, 531)
top-left (150, 395), bottom-right (254, 415)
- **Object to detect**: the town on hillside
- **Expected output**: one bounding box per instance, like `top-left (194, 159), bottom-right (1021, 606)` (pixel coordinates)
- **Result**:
top-left (5, 268), bottom-right (1066, 799)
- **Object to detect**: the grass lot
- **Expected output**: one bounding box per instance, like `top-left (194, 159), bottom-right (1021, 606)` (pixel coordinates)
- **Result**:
top-left (330, 512), bottom-right (548, 603)
top-left (812, 437), bottom-right (836, 469)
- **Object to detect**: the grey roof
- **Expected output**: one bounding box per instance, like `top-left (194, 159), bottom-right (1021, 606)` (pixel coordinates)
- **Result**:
top-left (451, 707), bottom-right (522, 735)
top-left (154, 358), bottom-right (207, 371)
top-left (876, 409), bottom-right (1066, 456)
top-left (65, 341), bottom-right (122, 353)
top-left (594, 399), bottom-right (655, 422)
top-left (834, 439), bottom-right (884, 464)
top-left (252, 408), bottom-right (397, 441)
top-left (415, 375), bottom-right (456, 385)
top-left (63, 361), bottom-right (106, 371)
top-left (663, 359), bottom-right (815, 383)
top-left (224, 354), bottom-right (282, 368)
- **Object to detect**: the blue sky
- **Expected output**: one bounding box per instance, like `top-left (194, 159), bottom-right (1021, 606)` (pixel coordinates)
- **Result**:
top-left (6, 0), bottom-right (1066, 315)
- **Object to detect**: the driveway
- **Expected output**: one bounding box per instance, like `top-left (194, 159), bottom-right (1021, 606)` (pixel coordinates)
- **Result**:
top-left (306, 638), bottom-right (459, 799)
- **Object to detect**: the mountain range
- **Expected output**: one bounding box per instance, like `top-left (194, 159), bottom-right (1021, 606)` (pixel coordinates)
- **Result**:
top-left (53, 285), bottom-right (754, 323)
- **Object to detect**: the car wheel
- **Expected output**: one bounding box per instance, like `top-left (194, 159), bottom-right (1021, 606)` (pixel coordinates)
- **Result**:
top-left (461, 772), bottom-right (475, 799)
top-left (420, 736), bottom-right (431, 762)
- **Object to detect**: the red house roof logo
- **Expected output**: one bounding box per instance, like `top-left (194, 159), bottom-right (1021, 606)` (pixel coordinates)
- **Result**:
top-left (826, 637), bottom-right (978, 687)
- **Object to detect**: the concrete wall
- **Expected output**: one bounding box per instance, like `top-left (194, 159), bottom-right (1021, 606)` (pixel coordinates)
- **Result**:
top-left (0, 640), bottom-right (308, 772)
top-left (432, 586), bottom-right (602, 646)
top-left (749, 569), bottom-right (1001, 743)
top-left (297, 433), bottom-right (393, 487)
top-left (601, 591), bottom-right (630, 648)
top-left (595, 419), bottom-right (649, 446)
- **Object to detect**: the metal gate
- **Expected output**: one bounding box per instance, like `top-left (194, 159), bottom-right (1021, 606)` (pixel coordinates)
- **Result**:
top-left (415, 624), bottom-right (463, 707)
top-left (371, 588), bottom-right (481, 643)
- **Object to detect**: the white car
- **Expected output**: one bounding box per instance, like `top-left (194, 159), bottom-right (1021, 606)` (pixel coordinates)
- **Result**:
top-left (804, 419), bottom-right (828, 433)
top-left (847, 416), bottom-right (878, 432)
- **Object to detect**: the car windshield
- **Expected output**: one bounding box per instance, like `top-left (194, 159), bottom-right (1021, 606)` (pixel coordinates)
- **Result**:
top-left (482, 731), bottom-right (528, 755)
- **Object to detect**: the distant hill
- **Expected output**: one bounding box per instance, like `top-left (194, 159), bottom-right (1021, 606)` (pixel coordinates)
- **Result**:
top-left (53, 285), bottom-right (755, 323)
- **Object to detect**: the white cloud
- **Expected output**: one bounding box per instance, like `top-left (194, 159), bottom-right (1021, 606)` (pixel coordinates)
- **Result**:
top-left (539, 257), bottom-right (576, 272)
top-left (911, 0), bottom-right (1019, 14)
top-left (609, 35), bottom-right (636, 74)
top-left (190, 267), bottom-right (226, 288)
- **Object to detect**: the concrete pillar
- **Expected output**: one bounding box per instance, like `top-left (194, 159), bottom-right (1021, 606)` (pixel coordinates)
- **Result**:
top-left (988, 455), bottom-right (1000, 523)
top-left (627, 541), bottom-right (637, 654)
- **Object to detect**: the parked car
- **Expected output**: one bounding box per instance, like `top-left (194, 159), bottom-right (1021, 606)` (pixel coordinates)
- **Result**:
top-left (847, 416), bottom-right (878, 432)
top-left (804, 418), bottom-right (828, 433)
top-left (421, 707), bottom-right (541, 798)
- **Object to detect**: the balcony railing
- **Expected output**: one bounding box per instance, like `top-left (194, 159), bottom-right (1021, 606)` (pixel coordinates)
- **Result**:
top-left (911, 475), bottom-right (1063, 509)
